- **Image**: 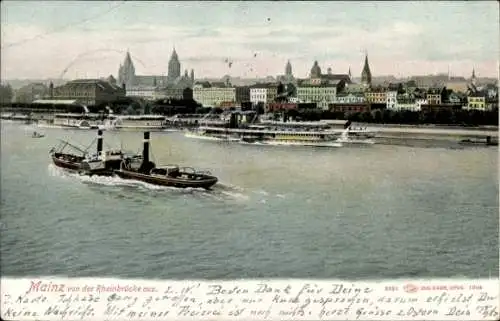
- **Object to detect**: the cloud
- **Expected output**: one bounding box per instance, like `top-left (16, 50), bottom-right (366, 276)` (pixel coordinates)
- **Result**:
top-left (1, 19), bottom-right (498, 80)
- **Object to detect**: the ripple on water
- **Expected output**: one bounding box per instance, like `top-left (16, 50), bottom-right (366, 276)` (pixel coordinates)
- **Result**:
top-left (1, 124), bottom-right (498, 279)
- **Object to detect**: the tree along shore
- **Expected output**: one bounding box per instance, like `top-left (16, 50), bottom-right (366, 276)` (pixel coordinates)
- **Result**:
top-left (280, 108), bottom-right (499, 127)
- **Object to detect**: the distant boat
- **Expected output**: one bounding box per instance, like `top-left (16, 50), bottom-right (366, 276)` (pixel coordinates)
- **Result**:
top-left (32, 131), bottom-right (45, 138)
top-left (459, 136), bottom-right (498, 146)
top-left (114, 132), bottom-right (218, 189)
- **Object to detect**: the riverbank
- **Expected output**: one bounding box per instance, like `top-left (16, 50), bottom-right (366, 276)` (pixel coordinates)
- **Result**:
top-left (3, 119), bottom-right (498, 149)
top-left (369, 125), bottom-right (498, 148)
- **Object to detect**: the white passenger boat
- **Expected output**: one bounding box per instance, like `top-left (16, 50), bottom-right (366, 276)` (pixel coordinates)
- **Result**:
top-left (53, 113), bottom-right (103, 129)
top-left (186, 110), bottom-right (377, 147)
top-left (191, 126), bottom-right (345, 147)
top-left (107, 115), bottom-right (167, 131)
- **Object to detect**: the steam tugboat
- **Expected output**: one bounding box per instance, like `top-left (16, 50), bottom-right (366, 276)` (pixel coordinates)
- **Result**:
top-left (50, 130), bottom-right (128, 176)
top-left (114, 132), bottom-right (218, 189)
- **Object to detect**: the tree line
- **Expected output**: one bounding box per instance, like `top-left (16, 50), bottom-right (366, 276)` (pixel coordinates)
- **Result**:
top-left (281, 108), bottom-right (499, 126)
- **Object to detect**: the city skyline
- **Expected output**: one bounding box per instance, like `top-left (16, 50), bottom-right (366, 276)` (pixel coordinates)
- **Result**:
top-left (1, 1), bottom-right (499, 80)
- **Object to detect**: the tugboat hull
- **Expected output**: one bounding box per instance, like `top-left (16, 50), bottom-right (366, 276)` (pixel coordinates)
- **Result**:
top-left (51, 154), bottom-right (84, 171)
top-left (50, 130), bottom-right (130, 176)
top-left (114, 169), bottom-right (218, 190)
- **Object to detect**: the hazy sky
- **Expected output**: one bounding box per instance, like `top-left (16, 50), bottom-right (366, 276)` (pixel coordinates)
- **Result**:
top-left (1, 1), bottom-right (499, 80)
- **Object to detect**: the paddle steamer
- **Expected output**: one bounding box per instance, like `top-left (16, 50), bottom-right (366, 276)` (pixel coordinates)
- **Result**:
top-left (186, 111), bottom-right (376, 147)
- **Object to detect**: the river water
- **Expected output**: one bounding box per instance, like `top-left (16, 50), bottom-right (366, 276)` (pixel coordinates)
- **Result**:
top-left (1, 122), bottom-right (498, 280)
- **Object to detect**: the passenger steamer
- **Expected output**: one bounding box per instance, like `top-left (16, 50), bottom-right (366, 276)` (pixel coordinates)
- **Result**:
top-left (53, 113), bottom-right (103, 129)
top-left (51, 113), bottom-right (168, 131)
top-left (107, 115), bottom-right (167, 131)
top-left (186, 111), bottom-right (376, 147)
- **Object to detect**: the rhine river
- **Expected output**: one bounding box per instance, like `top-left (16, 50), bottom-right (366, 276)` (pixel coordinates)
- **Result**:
top-left (1, 122), bottom-right (498, 280)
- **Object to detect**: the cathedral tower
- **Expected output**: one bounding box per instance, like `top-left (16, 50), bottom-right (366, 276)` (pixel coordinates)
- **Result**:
top-left (167, 47), bottom-right (181, 84)
top-left (118, 50), bottom-right (136, 88)
top-left (285, 60), bottom-right (292, 76)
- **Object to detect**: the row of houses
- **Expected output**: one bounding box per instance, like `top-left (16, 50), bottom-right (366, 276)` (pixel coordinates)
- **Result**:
top-left (190, 80), bottom-right (498, 112)
top-left (6, 73), bottom-right (497, 114)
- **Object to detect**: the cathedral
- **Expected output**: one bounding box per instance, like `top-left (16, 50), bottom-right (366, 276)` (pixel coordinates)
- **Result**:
top-left (165, 48), bottom-right (194, 88)
top-left (277, 60), bottom-right (295, 84)
top-left (117, 48), bottom-right (195, 91)
top-left (305, 60), bottom-right (352, 85)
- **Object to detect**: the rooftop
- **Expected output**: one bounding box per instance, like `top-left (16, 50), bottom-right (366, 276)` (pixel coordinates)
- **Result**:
top-left (32, 99), bottom-right (81, 105)
top-left (62, 79), bottom-right (123, 91)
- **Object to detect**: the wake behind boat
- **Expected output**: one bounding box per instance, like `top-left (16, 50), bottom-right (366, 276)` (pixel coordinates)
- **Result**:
top-left (114, 132), bottom-right (218, 189)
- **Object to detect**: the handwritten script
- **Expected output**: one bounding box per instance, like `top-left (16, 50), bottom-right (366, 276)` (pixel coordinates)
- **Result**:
top-left (1, 278), bottom-right (498, 320)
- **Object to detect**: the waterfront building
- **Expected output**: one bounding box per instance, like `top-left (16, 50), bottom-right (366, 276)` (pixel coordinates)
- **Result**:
top-left (126, 86), bottom-right (159, 100)
top-left (426, 88), bottom-right (443, 105)
top-left (329, 103), bottom-right (371, 115)
top-left (334, 93), bottom-right (366, 104)
top-left (126, 86), bottom-right (193, 101)
top-left (193, 82), bottom-right (236, 107)
top-left (164, 87), bottom-right (193, 100)
top-left (467, 96), bottom-right (486, 110)
top-left (249, 83), bottom-right (278, 105)
top-left (386, 91), bottom-right (398, 110)
top-left (13, 83), bottom-right (49, 103)
top-left (52, 79), bottom-right (125, 106)
top-left (343, 83), bottom-right (366, 94)
top-left (296, 83), bottom-right (337, 110)
top-left (235, 86), bottom-right (251, 104)
top-left (415, 99), bottom-right (428, 111)
top-left (486, 97), bottom-right (499, 110)
top-left (365, 88), bottom-right (387, 104)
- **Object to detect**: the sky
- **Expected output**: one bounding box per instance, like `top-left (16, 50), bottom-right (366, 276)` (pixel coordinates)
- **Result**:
top-left (1, 1), bottom-right (499, 80)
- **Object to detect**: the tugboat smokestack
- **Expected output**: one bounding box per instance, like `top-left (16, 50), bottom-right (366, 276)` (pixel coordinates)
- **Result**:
top-left (143, 132), bottom-right (150, 164)
top-left (97, 129), bottom-right (103, 154)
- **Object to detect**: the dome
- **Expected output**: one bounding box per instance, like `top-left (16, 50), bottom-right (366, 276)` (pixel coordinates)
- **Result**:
top-left (310, 61), bottom-right (321, 78)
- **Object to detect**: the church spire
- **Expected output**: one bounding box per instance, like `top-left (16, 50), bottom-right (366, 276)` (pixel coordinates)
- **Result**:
top-left (285, 60), bottom-right (292, 76)
top-left (124, 49), bottom-right (133, 67)
top-left (361, 52), bottom-right (372, 88)
top-left (118, 49), bottom-right (135, 88)
top-left (171, 46), bottom-right (178, 60)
